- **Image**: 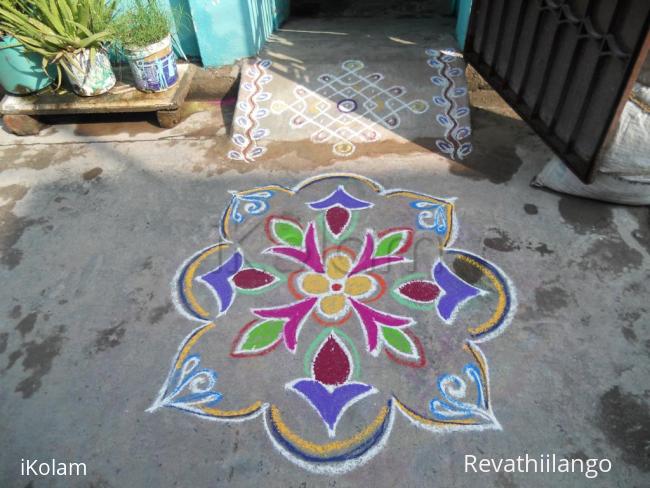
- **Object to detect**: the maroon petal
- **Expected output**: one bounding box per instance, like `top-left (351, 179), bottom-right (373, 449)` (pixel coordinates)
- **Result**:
top-left (325, 205), bottom-right (350, 237)
top-left (398, 280), bottom-right (440, 303)
top-left (312, 334), bottom-right (351, 386)
top-left (233, 268), bottom-right (276, 290)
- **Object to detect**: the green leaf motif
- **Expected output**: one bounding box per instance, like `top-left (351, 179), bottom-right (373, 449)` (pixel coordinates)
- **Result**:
top-left (381, 326), bottom-right (415, 356)
top-left (375, 230), bottom-right (410, 257)
top-left (273, 220), bottom-right (304, 247)
top-left (240, 320), bottom-right (285, 351)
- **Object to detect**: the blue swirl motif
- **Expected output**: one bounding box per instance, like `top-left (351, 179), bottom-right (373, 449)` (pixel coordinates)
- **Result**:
top-left (230, 190), bottom-right (275, 224)
top-left (155, 355), bottom-right (223, 413)
top-left (410, 201), bottom-right (448, 236)
top-left (429, 364), bottom-right (499, 427)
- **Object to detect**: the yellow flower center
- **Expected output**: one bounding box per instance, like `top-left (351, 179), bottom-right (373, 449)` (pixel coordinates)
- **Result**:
top-left (299, 254), bottom-right (375, 318)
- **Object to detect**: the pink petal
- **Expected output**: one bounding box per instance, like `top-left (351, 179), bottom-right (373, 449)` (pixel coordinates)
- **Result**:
top-left (253, 297), bottom-right (318, 352)
top-left (269, 222), bottom-right (324, 273)
top-left (350, 233), bottom-right (405, 275)
top-left (349, 299), bottom-right (413, 352)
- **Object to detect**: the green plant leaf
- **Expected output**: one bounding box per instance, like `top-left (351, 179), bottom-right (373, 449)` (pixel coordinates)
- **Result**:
top-left (112, 0), bottom-right (172, 48)
top-left (78, 3), bottom-right (89, 31)
top-left (381, 326), bottom-right (415, 356)
top-left (0, 0), bottom-right (116, 89)
top-left (238, 320), bottom-right (284, 352)
top-left (77, 30), bottom-right (109, 48)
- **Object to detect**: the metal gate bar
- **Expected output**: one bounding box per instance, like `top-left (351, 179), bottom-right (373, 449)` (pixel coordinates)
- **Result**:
top-left (465, 0), bottom-right (650, 182)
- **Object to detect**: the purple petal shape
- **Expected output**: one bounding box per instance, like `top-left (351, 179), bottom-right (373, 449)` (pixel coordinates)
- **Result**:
top-left (433, 261), bottom-right (480, 321)
top-left (307, 185), bottom-right (373, 210)
top-left (290, 380), bottom-right (374, 434)
top-left (199, 251), bottom-right (243, 313)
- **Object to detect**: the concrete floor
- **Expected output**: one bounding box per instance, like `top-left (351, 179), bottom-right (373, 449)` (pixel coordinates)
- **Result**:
top-left (0, 17), bottom-right (649, 488)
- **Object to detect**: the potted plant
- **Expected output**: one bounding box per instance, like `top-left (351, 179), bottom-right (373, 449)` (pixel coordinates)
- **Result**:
top-left (0, 0), bottom-right (117, 96)
top-left (0, 28), bottom-right (54, 95)
top-left (114, 0), bottom-right (179, 93)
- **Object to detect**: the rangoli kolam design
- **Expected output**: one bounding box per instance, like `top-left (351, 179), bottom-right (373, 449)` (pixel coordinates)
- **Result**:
top-left (229, 50), bottom-right (473, 163)
top-left (148, 174), bottom-right (516, 474)
top-left (270, 60), bottom-right (429, 158)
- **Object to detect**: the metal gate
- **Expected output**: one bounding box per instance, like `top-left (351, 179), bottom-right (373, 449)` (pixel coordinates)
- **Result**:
top-left (464, 0), bottom-right (650, 182)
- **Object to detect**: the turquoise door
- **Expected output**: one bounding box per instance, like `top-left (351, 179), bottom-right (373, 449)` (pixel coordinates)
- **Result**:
top-left (452, 0), bottom-right (473, 50)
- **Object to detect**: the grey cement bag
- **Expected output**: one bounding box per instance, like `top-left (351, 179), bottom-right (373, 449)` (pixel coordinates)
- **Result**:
top-left (532, 156), bottom-right (650, 206)
top-left (596, 83), bottom-right (650, 179)
top-left (533, 81), bottom-right (650, 205)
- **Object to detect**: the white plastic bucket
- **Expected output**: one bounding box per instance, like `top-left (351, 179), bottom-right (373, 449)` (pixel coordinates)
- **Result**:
top-left (64, 48), bottom-right (116, 96)
top-left (125, 35), bottom-right (178, 93)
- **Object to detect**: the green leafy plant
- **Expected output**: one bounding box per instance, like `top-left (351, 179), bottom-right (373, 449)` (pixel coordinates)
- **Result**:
top-left (0, 0), bottom-right (117, 87)
top-left (113, 0), bottom-right (172, 49)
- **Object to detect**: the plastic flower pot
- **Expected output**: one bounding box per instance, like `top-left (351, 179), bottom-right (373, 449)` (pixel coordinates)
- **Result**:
top-left (0, 35), bottom-right (54, 95)
top-left (125, 35), bottom-right (178, 93)
top-left (64, 48), bottom-right (116, 96)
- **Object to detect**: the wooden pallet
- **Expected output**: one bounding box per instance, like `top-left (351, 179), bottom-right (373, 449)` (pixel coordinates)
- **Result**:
top-left (0, 62), bottom-right (196, 135)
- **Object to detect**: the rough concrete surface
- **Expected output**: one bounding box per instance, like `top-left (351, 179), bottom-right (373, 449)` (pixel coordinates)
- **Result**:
top-left (188, 64), bottom-right (240, 101)
top-left (0, 16), bottom-right (649, 488)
